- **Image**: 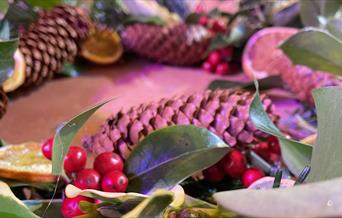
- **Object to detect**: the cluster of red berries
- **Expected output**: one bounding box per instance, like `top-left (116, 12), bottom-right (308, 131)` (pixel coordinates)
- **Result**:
top-left (41, 138), bottom-right (128, 218)
top-left (252, 136), bottom-right (281, 164)
top-left (202, 48), bottom-right (234, 75)
top-left (198, 15), bottom-right (227, 33)
top-left (203, 149), bottom-right (265, 188)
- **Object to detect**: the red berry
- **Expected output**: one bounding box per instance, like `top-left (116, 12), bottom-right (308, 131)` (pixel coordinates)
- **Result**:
top-left (41, 137), bottom-right (54, 160)
top-left (211, 19), bottom-right (226, 33)
top-left (61, 196), bottom-right (93, 218)
top-left (220, 149), bottom-right (246, 178)
top-left (73, 169), bottom-right (101, 190)
top-left (198, 15), bottom-right (208, 26)
top-left (64, 146), bottom-right (87, 174)
top-left (219, 47), bottom-right (233, 59)
top-left (242, 167), bottom-right (265, 188)
top-left (267, 136), bottom-right (281, 155)
top-left (208, 51), bottom-right (221, 66)
top-left (94, 152), bottom-right (124, 176)
top-left (215, 63), bottom-right (229, 75)
top-left (101, 171), bottom-right (128, 192)
top-left (203, 164), bottom-right (224, 183)
top-left (252, 142), bottom-right (270, 161)
top-left (202, 61), bottom-right (213, 72)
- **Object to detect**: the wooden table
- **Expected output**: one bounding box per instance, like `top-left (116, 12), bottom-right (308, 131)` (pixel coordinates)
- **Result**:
top-left (0, 59), bottom-right (246, 144)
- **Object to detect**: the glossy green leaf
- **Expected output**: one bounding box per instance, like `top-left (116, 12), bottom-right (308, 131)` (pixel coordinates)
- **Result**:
top-left (214, 176), bottom-right (342, 218)
top-left (122, 190), bottom-right (173, 218)
top-left (0, 181), bottom-right (39, 218)
top-left (52, 99), bottom-right (114, 175)
top-left (58, 64), bottom-right (80, 77)
top-left (308, 87), bottom-right (342, 182)
top-left (26, 0), bottom-right (62, 9)
top-left (124, 15), bottom-right (165, 26)
top-left (250, 80), bottom-right (312, 176)
top-left (125, 125), bottom-right (230, 194)
top-left (280, 28), bottom-right (342, 75)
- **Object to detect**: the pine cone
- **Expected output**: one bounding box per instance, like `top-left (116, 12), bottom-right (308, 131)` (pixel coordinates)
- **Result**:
top-left (0, 87), bottom-right (8, 119)
top-left (18, 5), bottom-right (90, 88)
top-left (84, 89), bottom-right (276, 160)
top-left (281, 65), bottom-right (342, 104)
top-left (121, 23), bottom-right (212, 66)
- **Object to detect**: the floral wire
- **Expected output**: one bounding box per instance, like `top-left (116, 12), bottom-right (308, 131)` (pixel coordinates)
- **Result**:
top-left (295, 166), bottom-right (311, 185)
top-left (272, 169), bottom-right (282, 188)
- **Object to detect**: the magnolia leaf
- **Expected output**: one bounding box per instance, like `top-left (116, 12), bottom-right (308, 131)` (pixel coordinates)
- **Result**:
top-left (125, 125), bottom-right (230, 194)
top-left (122, 190), bottom-right (174, 218)
top-left (280, 28), bottom-right (342, 75)
top-left (214, 176), bottom-right (342, 218)
top-left (26, 0), bottom-right (62, 9)
top-left (0, 181), bottom-right (39, 218)
top-left (0, 1), bottom-right (8, 19)
top-left (250, 80), bottom-right (312, 176)
top-left (308, 87), bottom-right (342, 182)
top-left (300, 0), bottom-right (341, 27)
top-left (65, 184), bottom-right (147, 203)
top-left (326, 18), bottom-right (342, 40)
top-left (52, 99), bottom-right (114, 175)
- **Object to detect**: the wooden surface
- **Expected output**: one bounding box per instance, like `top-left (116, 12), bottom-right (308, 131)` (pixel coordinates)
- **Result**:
top-left (0, 59), bottom-right (247, 144)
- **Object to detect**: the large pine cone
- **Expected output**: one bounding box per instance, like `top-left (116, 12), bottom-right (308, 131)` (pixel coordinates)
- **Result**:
top-left (84, 89), bottom-right (276, 160)
top-left (281, 65), bottom-right (342, 105)
top-left (121, 23), bottom-right (212, 66)
top-left (18, 5), bottom-right (90, 88)
top-left (0, 87), bottom-right (8, 119)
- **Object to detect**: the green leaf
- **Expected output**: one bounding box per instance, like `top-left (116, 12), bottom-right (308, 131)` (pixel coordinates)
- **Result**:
top-left (124, 15), bottom-right (165, 26)
top-left (58, 64), bottom-right (80, 77)
top-left (280, 28), bottom-right (342, 75)
top-left (308, 87), bottom-right (342, 182)
top-left (125, 125), bottom-right (230, 194)
top-left (52, 99), bottom-right (114, 175)
top-left (326, 18), bottom-right (342, 40)
top-left (250, 80), bottom-right (312, 176)
top-left (185, 13), bottom-right (200, 24)
top-left (23, 199), bottom-right (63, 217)
top-left (300, 0), bottom-right (341, 27)
top-left (26, 0), bottom-right (62, 9)
top-left (207, 75), bottom-right (283, 91)
top-left (65, 184), bottom-right (147, 203)
top-left (0, 38), bottom-right (18, 83)
top-left (0, 181), bottom-right (39, 218)
top-left (122, 190), bottom-right (174, 218)
top-left (0, 1), bottom-right (8, 19)
top-left (214, 176), bottom-right (342, 217)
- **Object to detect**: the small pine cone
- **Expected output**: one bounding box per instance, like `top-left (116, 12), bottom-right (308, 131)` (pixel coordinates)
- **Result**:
top-left (18, 5), bottom-right (90, 88)
top-left (85, 89), bottom-right (276, 160)
top-left (121, 23), bottom-right (212, 66)
top-left (0, 87), bottom-right (8, 119)
top-left (281, 65), bottom-right (342, 104)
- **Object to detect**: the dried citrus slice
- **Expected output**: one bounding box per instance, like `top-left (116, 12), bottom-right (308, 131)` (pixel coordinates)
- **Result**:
top-left (80, 29), bottom-right (123, 64)
top-left (0, 142), bottom-right (56, 182)
top-left (3, 49), bottom-right (26, 92)
top-left (242, 27), bottom-right (298, 79)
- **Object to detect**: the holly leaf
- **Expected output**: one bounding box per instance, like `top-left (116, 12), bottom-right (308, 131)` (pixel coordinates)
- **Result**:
top-left (308, 87), bottom-right (342, 182)
top-left (52, 99), bottom-right (114, 175)
top-left (280, 28), bottom-right (342, 75)
top-left (250, 79), bottom-right (312, 176)
top-left (125, 125), bottom-right (230, 194)
top-left (214, 177), bottom-right (342, 217)
top-left (0, 181), bottom-right (39, 218)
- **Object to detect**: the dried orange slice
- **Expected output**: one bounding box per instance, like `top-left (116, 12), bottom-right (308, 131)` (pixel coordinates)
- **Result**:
top-left (242, 27), bottom-right (298, 79)
top-left (3, 49), bottom-right (26, 92)
top-left (80, 29), bottom-right (123, 65)
top-left (0, 142), bottom-right (56, 183)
